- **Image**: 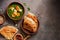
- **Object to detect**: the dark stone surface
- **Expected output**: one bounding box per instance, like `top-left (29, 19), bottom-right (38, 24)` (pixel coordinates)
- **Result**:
top-left (0, 0), bottom-right (60, 40)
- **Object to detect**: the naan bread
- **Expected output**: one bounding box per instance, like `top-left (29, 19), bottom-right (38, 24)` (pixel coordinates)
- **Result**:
top-left (23, 12), bottom-right (38, 33)
top-left (0, 25), bottom-right (18, 39)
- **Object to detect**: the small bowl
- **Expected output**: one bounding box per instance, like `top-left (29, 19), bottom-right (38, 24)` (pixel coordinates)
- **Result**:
top-left (0, 14), bottom-right (5, 25)
top-left (7, 2), bottom-right (25, 21)
top-left (13, 33), bottom-right (23, 40)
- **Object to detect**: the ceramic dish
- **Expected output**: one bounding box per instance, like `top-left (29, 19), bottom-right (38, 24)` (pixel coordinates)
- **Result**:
top-left (13, 33), bottom-right (23, 40)
top-left (0, 14), bottom-right (5, 25)
top-left (7, 2), bottom-right (25, 21)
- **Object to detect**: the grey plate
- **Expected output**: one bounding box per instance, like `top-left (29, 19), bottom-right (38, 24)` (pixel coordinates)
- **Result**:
top-left (0, 0), bottom-right (60, 40)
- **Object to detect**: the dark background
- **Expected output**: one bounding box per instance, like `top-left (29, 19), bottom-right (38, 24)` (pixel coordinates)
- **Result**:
top-left (0, 0), bottom-right (60, 40)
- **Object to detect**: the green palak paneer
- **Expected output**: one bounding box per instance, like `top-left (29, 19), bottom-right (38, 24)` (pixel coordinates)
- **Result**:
top-left (8, 3), bottom-right (24, 20)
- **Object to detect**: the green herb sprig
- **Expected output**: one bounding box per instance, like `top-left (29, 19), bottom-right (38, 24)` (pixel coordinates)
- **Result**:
top-left (23, 3), bottom-right (30, 11)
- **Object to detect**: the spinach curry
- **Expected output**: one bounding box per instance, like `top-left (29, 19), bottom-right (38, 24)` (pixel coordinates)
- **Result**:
top-left (8, 3), bottom-right (24, 20)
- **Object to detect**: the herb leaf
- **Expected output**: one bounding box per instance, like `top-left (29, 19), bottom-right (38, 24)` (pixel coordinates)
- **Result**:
top-left (27, 7), bottom-right (30, 11)
top-left (23, 3), bottom-right (31, 11)
top-left (23, 3), bottom-right (27, 6)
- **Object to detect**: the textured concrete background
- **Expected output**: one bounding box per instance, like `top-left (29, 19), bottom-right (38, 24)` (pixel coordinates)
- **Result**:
top-left (0, 0), bottom-right (60, 40)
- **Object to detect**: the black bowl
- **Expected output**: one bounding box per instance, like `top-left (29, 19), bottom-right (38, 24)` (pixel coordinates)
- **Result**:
top-left (7, 2), bottom-right (25, 21)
